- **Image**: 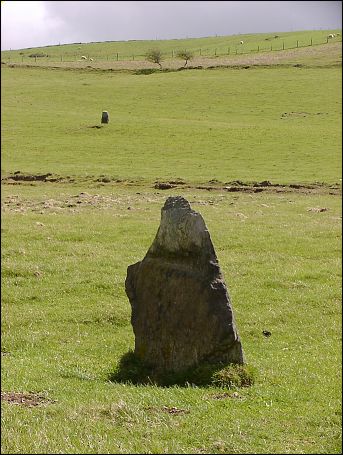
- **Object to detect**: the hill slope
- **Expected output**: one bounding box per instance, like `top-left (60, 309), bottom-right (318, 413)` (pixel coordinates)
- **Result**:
top-left (1, 29), bottom-right (341, 69)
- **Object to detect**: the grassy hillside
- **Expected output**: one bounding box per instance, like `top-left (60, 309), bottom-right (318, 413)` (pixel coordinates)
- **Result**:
top-left (1, 30), bottom-right (342, 454)
top-left (1, 29), bottom-right (341, 63)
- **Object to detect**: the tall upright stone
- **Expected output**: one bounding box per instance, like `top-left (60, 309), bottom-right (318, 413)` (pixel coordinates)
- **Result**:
top-left (125, 196), bottom-right (244, 374)
top-left (101, 111), bottom-right (109, 124)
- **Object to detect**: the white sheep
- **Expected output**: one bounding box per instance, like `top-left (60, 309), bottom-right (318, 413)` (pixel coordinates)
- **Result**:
top-left (81, 55), bottom-right (87, 60)
top-left (240, 40), bottom-right (244, 44)
top-left (328, 34), bottom-right (334, 39)
top-left (89, 58), bottom-right (94, 62)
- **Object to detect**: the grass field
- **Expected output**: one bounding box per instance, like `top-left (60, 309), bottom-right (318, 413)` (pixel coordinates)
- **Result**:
top-left (1, 65), bottom-right (341, 183)
top-left (1, 31), bottom-right (342, 454)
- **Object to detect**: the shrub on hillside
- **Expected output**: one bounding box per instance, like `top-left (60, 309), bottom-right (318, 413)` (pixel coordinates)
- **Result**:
top-left (145, 48), bottom-right (164, 69)
top-left (177, 49), bottom-right (194, 67)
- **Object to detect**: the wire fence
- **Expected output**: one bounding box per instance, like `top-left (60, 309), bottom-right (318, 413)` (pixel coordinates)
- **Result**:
top-left (2, 36), bottom-right (341, 64)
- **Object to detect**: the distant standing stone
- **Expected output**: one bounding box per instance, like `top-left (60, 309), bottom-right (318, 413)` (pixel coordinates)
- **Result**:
top-left (101, 111), bottom-right (109, 124)
top-left (125, 196), bottom-right (244, 374)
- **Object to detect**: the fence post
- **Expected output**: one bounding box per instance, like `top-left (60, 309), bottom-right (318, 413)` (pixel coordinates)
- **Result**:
top-left (310, 38), bottom-right (313, 46)
top-left (297, 40), bottom-right (299, 48)
top-left (35, 56), bottom-right (37, 62)
top-left (132, 55), bottom-right (134, 61)
top-left (61, 55), bottom-right (63, 62)
top-left (107, 55), bottom-right (108, 61)
top-left (326, 36), bottom-right (329, 43)
top-left (215, 48), bottom-right (217, 56)
top-left (257, 45), bottom-right (259, 52)
top-left (283, 42), bottom-right (285, 50)
top-left (271, 44), bottom-right (273, 51)
top-left (116, 53), bottom-right (118, 61)
top-left (199, 49), bottom-right (202, 56)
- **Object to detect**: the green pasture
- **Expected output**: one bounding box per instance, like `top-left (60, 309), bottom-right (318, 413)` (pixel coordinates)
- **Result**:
top-left (1, 31), bottom-right (342, 454)
top-left (1, 64), bottom-right (341, 184)
top-left (1, 182), bottom-right (342, 454)
top-left (1, 29), bottom-right (341, 62)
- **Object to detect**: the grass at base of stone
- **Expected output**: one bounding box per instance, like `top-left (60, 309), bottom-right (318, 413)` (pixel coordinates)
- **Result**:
top-left (110, 350), bottom-right (256, 388)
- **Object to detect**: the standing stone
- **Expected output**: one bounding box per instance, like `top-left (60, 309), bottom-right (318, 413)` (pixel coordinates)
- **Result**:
top-left (125, 196), bottom-right (244, 374)
top-left (101, 111), bottom-right (109, 124)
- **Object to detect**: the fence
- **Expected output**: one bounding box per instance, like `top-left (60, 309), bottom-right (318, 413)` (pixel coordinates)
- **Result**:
top-left (2, 36), bottom-right (341, 64)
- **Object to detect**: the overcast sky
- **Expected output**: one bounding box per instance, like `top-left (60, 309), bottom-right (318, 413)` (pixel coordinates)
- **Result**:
top-left (1, 1), bottom-right (342, 50)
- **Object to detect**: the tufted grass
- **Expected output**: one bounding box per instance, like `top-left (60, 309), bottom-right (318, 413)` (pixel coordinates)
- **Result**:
top-left (111, 350), bottom-right (256, 388)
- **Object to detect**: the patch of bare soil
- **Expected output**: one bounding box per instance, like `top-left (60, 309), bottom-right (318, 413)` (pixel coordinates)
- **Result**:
top-left (154, 179), bottom-right (341, 195)
top-left (145, 405), bottom-right (190, 415)
top-left (4, 173), bottom-right (54, 182)
top-left (1, 177), bottom-right (340, 214)
top-left (154, 182), bottom-right (176, 190)
top-left (207, 391), bottom-right (243, 400)
top-left (308, 207), bottom-right (329, 212)
top-left (161, 406), bottom-right (190, 415)
top-left (280, 111), bottom-right (328, 119)
top-left (1, 391), bottom-right (55, 407)
top-left (1, 191), bottom-right (150, 214)
top-left (1, 172), bottom-right (64, 184)
top-left (1, 172), bottom-right (129, 186)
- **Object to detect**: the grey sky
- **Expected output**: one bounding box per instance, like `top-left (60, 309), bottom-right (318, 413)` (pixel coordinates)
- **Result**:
top-left (1, 1), bottom-right (342, 50)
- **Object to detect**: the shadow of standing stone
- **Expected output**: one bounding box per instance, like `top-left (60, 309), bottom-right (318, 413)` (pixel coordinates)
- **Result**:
top-left (121, 196), bottom-right (245, 384)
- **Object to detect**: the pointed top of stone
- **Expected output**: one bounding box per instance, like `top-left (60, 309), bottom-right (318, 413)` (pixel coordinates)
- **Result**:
top-left (147, 196), bottom-right (216, 259)
top-left (162, 196), bottom-right (191, 211)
